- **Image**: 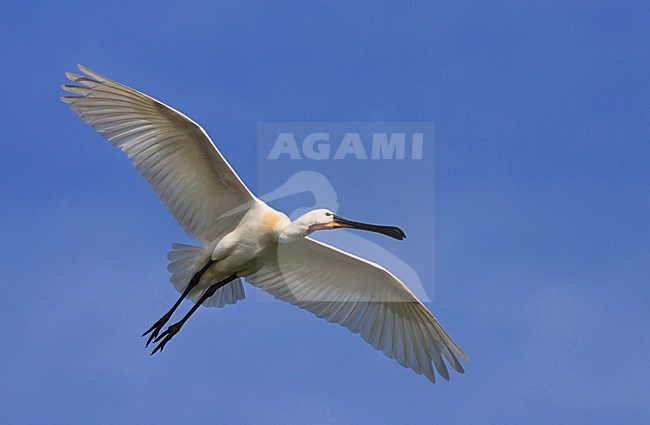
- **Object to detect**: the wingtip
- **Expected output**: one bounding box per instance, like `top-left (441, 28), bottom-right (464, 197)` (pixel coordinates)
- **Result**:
top-left (436, 362), bottom-right (451, 381)
top-left (77, 64), bottom-right (92, 77)
top-left (76, 64), bottom-right (107, 82)
top-left (456, 349), bottom-right (470, 362)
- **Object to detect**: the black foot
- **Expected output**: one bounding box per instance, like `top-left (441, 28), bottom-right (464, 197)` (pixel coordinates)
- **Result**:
top-left (142, 311), bottom-right (173, 347)
top-left (150, 322), bottom-right (183, 355)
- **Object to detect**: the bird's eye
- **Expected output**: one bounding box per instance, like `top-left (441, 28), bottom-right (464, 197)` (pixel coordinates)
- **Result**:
top-left (325, 212), bottom-right (332, 216)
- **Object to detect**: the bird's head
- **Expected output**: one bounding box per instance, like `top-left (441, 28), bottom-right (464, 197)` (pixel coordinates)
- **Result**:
top-left (297, 208), bottom-right (406, 240)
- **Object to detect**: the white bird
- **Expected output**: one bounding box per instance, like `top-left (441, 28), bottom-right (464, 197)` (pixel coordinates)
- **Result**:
top-left (62, 65), bottom-right (468, 383)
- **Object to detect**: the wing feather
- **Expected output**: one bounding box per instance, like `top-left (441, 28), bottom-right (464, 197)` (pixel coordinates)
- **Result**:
top-left (62, 65), bottom-right (257, 243)
top-left (247, 237), bottom-right (468, 383)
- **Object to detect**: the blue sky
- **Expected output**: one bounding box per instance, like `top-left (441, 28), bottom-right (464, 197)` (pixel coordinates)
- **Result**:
top-left (1, 1), bottom-right (649, 423)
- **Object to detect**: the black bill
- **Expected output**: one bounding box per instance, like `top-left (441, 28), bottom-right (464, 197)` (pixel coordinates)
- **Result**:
top-left (333, 215), bottom-right (406, 240)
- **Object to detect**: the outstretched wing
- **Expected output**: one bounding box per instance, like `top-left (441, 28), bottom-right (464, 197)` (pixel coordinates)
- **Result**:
top-left (62, 65), bottom-right (257, 243)
top-left (247, 237), bottom-right (468, 383)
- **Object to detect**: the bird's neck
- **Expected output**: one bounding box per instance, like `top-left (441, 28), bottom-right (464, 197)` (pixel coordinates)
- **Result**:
top-left (277, 218), bottom-right (311, 244)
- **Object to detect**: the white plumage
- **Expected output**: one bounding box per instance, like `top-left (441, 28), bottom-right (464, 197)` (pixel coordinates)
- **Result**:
top-left (62, 65), bottom-right (467, 383)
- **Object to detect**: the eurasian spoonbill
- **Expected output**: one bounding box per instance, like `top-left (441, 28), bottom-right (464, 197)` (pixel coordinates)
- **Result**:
top-left (61, 65), bottom-right (468, 383)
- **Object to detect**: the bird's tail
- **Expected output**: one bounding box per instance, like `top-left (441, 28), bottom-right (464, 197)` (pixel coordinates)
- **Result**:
top-left (167, 242), bottom-right (245, 308)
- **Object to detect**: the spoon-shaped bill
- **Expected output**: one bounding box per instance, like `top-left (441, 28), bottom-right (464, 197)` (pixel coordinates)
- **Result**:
top-left (333, 215), bottom-right (406, 240)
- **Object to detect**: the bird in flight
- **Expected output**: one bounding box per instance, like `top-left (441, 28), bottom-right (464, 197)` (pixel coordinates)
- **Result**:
top-left (61, 65), bottom-right (468, 383)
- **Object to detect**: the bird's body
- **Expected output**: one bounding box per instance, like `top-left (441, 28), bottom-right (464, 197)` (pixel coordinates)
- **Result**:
top-left (62, 65), bottom-right (468, 383)
top-left (203, 204), bottom-right (288, 284)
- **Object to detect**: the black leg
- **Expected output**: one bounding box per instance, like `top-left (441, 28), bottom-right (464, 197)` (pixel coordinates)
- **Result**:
top-left (142, 260), bottom-right (214, 347)
top-left (150, 274), bottom-right (238, 355)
